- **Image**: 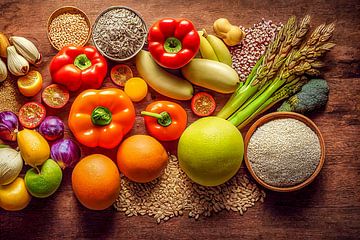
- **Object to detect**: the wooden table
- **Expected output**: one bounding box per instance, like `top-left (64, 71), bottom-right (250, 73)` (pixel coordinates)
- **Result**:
top-left (1, 0), bottom-right (359, 239)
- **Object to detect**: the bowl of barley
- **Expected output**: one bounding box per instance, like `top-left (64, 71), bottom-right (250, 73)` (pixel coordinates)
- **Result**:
top-left (47, 6), bottom-right (91, 51)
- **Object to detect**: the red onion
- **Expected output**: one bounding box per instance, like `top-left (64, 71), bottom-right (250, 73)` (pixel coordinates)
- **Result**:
top-left (51, 139), bottom-right (81, 169)
top-left (38, 116), bottom-right (64, 141)
top-left (0, 111), bottom-right (19, 141)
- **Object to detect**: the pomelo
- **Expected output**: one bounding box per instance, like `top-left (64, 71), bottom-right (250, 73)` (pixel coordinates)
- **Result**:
top-left (178, 117), bottom-right (244, 186)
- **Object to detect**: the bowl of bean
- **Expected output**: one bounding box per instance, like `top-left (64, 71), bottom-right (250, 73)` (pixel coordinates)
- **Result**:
top-left (244, 112), bottom-right (325, 192)
top-left (47, 6), bottom-right (91, 51)
top-left (92, 6), bottom-right (148, 62)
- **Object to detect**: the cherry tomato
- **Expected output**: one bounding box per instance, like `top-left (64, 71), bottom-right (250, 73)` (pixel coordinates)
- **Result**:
top-left (191, 92), bottom-right (216, 117)
top-left (17, 70), bottom-right (43, 97)
top-left (110, 64), bottom-right (133, 87)
top-left (42, 84), bottom-right (70, 109)
top-left (19, 102), bottom-right (46, 129)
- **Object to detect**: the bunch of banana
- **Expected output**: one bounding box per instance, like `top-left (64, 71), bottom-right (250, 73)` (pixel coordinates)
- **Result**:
top-left (198, 29), bottom-right (232, 66)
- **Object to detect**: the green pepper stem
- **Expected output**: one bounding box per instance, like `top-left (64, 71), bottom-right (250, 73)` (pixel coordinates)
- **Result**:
top-left (91, 106), bottom-right (112, 126)
top-left (141, 111), bottom-right (172, 127)
top-left (74, 54), bottom-right (92, 70)
top-left (164, 37), bottom-right (182, 54)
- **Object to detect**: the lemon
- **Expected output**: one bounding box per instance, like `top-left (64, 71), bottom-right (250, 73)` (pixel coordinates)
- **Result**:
top-left (178, 117), bottom-right (244, 186)
top-left (0, 178), bottom-right (31, 211)
top-left (17, 129), bottom-right (50, 167)
top-left (124, 77), bottom-right (148, 102)
top-left (17, 70), bottom-right (43, 97)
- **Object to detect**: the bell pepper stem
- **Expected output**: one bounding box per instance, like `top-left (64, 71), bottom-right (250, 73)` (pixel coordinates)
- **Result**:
top-left (91, 106), bottom-right (112, 126)
top-left (141, 111), bottom-right (172, 127)
top-left (164, 37), bottom-right (182, 54)
top-left (74, 54), bottom-right (92, 70)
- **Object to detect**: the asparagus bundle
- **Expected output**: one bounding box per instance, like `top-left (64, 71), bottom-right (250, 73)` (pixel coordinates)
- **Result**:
top-left (217, 15), bottom-right (335, 129)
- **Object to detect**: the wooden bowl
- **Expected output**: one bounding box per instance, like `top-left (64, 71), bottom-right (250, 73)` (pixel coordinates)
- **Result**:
top-left (244, 112), bottom-right (325, 192)
top-left (47, 6), bottom-right (91, 51)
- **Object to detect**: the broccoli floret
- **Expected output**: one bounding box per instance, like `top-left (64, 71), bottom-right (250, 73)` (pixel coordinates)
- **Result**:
top-left (277, 79), bottom-right (329, 113)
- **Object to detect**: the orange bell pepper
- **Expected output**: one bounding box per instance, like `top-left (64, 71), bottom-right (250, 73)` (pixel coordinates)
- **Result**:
top-left (68, 88), bottom-right (135, 149)
top-left (141, 101), bottom-right (187, 141)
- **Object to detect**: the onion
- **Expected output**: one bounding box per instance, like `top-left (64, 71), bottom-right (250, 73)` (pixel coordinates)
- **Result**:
top-left (51, 139), bottom-right (81, 169)
top-left (0, 147), bottom-right (23, 185)
top-left (38, 116), bottom-right (64, 141)
top-left (0, 111), bottom-right (19, 141)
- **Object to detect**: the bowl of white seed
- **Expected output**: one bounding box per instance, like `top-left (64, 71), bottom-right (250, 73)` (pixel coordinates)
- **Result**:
top-left (47, 6), bottom-right (91, 51)
top-left (244, 112), bottom-right (325, 192)
top-left (92, 6), bottom-right (148, 62)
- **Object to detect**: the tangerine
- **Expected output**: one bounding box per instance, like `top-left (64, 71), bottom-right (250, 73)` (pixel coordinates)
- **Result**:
top-left (72, 154), bottom-right (120, 210)
top-left (117, 135), bottom-right (168, 183)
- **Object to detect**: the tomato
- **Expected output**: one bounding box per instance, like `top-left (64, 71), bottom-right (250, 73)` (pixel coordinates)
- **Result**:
top-left (124, 77), bottom-right (148, 102)
top-left (19, 102), bottom-right (46, 129)
top-left (191, 92), bottom-right (216, 117)
top-left (110, 64), bottom-right (133, 87)
top-left (17, 70), bottom-right (43, 97)
top-left (42, 84), bottom-right (70, 109)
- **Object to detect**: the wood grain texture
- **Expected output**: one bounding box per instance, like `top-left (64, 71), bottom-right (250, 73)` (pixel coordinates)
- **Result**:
top-left (1, 0), bottom-right (360, 239)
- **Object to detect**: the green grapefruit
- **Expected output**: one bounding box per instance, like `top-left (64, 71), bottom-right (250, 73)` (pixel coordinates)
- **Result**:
top-left (178, 117), bottom-right (244, 186)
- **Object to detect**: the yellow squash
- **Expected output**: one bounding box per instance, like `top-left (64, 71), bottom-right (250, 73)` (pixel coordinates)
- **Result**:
top-left (17, 129), bottom-right (50, 167)
top-left (181, 59), bottom-right (239, 94)
top-left (136, 50), bottom-right (193, 100)
top-left (0, 177), bottom-right (31, 211)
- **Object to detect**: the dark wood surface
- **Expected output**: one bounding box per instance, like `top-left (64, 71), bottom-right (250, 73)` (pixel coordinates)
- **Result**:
top-left (1, 0), bottom-right (360, 239)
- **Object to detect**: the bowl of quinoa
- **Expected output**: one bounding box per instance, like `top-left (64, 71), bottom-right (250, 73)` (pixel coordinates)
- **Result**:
top-left (92, 6), bottom-right (147, 62)
top-left (244, 112), bottom-right (325, 192)
top-left (47, 6), bottom-right (91, 51)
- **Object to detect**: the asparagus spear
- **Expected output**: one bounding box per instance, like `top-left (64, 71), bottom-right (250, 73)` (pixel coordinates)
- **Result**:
top-left (228, 22), bottom-right (335, 127)
top-left (217, 15), bottom-right (311, 119)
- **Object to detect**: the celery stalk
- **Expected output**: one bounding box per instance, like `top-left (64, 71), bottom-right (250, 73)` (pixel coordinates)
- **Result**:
top-left (216, 57), bottom-right (263, 119)
top-left (235, 78), bottom-right (305, 129)
top-left (238, 80), bottom-right (272, 112)
top-left (228, 77), bottom-right (285, 126)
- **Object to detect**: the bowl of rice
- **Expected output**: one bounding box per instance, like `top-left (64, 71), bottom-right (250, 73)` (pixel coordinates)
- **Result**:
top-left (92, 6), bottom-right (148, 62)
top-left (244, 112), bottom-right (325, 192)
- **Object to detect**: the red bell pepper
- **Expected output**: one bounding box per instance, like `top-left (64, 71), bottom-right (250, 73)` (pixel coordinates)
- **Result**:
top-left (49, 46), bottom-right (108, 91)
top-left (141, 101), bottom-right (187, 141)
top-left (148, 18), bottom-right (200, 69)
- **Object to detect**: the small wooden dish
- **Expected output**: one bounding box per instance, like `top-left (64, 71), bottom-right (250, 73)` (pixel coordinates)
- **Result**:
top-left (47, 6), bottom-right (91, 51)
top-left (244, 112), bottom-right (326, 192)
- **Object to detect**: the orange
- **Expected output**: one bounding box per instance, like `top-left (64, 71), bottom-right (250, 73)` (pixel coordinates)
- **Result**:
top-left (17, 70), bottom-right (43, 97)
top-left (117, 135), bottom-right (168, 183)
top-left (71, 154), bottom-right (120, 210)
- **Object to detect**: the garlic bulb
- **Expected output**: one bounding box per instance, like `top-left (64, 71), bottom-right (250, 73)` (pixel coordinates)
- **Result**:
top-left (6, 46), bottom-right (29, 76)
top-left (0, 147), bottom-right (23, 185)
top-left (10, 36), bottom-right (41, 66)
top-left (0, 58), bottom-right (7, 82)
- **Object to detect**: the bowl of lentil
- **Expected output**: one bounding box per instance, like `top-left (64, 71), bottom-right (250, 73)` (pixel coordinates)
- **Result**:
top-left (244, 112), bottom-right (325, 192)
top-left (47, 6), bottom-right (91, 51)
top-left (91, 6), bottom-right (148, 62)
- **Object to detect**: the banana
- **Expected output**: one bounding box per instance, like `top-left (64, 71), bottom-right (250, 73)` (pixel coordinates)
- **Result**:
top-left (203, 29), bottom-right (232, 66)
top-left (136, 50), bottom-right (193, 100)
top-left (181, 59), bottom-right (239, 94)
top-left (198, 31), bottom-right (218, 61)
